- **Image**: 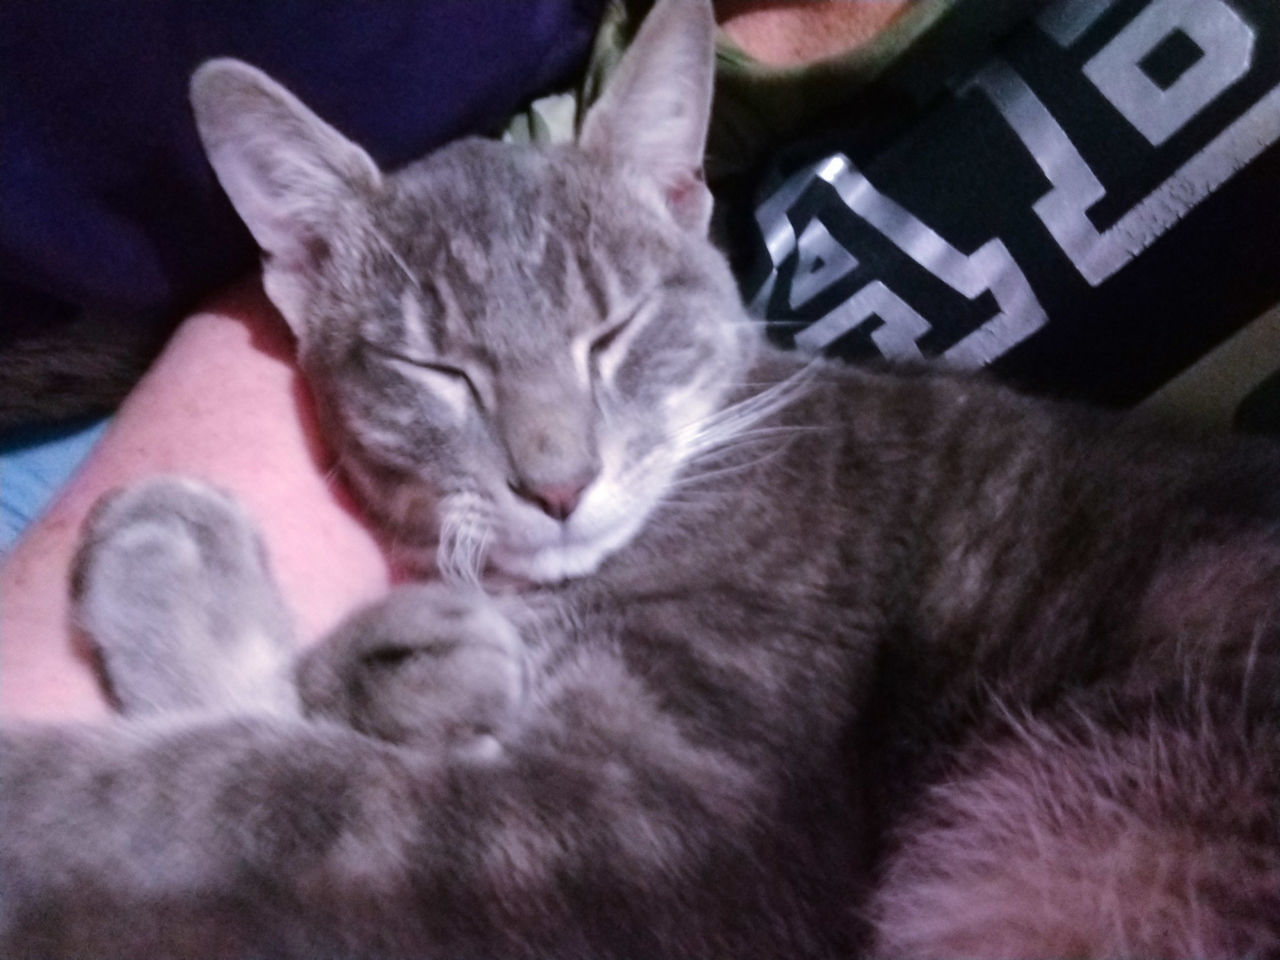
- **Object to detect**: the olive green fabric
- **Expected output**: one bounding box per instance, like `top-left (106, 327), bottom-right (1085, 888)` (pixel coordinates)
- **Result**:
top-left (507, 0), bottom-right (1045, 183)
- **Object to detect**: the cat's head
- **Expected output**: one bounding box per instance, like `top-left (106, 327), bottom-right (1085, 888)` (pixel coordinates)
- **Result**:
top-left (191, 0), bottom-right (754, 583)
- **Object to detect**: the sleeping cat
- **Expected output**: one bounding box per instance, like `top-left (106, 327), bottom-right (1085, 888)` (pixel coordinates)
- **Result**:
top-left (3, 0), bottom-right (1279, 956)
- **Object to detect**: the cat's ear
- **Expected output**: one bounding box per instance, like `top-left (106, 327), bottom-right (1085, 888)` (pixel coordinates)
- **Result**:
top-left (579, 0), bottom-right (715, 235)
top-left (190, 59), bottom-right (381, 335)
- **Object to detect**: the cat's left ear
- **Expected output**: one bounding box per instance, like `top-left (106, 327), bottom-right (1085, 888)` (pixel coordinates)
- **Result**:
top-left (578, 0), bottom-right (716, 235)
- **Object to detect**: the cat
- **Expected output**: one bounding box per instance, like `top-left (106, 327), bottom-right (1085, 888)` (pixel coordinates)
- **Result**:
top-left (3, 0), bottom-right (1280, 957)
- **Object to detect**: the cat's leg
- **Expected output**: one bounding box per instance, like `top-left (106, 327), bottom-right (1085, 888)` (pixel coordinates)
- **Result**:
top-left (0, 600), bottom-right (799, 960)
top-left (72, 477), bottom-right (299, 717)
top-left (296, 584), bottom-right (525, 754)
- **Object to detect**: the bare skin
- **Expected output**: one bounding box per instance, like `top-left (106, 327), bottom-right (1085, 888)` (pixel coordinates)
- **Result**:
top-left (0, 281), bottom-right (389, 720)
top-left (717, 0), bottom-right (910, 65)
top-left (0, 2), bottom-right (908, 722)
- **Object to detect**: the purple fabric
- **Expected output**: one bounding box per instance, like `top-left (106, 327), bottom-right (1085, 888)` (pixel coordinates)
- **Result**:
top-left (0, 1), bottom-right (602, 347)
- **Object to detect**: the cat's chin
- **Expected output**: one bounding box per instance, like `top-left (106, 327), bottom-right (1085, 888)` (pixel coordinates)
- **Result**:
top-left (491, 511), bottom-right (651, 585)
top-left (492, 544), bottom-right (611, 585)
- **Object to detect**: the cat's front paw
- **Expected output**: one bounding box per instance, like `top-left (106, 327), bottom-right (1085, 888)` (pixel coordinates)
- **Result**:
top-left (297, 584), bottom-right (525, 755)
top-left (73, 477), bottom-right (298, 717)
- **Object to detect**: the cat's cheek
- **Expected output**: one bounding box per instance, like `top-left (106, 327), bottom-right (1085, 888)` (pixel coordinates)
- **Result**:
top-left (572, 508), bottom-right (652, 573)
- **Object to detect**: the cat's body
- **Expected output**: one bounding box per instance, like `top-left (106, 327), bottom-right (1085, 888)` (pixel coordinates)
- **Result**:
top-left (2, 1), bottom-right (1279, 957)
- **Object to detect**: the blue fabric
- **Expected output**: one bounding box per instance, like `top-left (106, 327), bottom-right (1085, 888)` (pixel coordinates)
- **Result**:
top-left (0, 418), bottom-right (109, 553)
top-left (0, 0), bottom-right (603, 349)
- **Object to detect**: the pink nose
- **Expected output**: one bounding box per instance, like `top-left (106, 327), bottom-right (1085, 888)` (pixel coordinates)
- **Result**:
top-left (509, 477), bottom-right (592, 521)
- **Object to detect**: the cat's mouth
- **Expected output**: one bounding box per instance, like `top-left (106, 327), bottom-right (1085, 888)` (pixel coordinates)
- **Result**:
top-left (343, 436), bottom-right (671, 586)
top-left (486, 476), bottom-right (657, 584)
top-left (416, 485), bottom-right (602, 585)
top-left (352, 472), bottom-right (628, 587)
top-left (488, 537), bottom-right (621, 584)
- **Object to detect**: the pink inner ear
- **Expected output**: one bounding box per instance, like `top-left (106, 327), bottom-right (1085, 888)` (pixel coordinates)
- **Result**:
top-left (665, 168), bottom-right (712, 232)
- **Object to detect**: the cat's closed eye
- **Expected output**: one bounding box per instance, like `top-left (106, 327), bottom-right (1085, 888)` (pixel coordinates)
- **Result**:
top-left (370, 344), bottom-right (488, 416)
top-left (584, 301), bottom-right (653, 386)
top-left (588, 312), bottom-right (636, 359)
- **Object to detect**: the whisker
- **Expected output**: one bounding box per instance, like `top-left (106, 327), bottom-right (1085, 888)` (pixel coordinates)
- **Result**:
top-left (678, 427), bottom-right (829, 478)
top-left (369, 226), bottom-right (423, 295)
top-left (676, 362), bottom-right (821, 457)
top-left (666, 449), bottom-right (790, 491)
top-left (652, 498), bottom-right (721, 513)
top-left (320, 463), bottom-right (344, 494)
top-left (436, 491), bottom-right (494, 587)
top-left (689, 423), bottom-right (830, 452)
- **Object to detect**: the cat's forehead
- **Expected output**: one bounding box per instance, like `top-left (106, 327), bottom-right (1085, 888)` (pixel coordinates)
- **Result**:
top-left (385, 139), bottom-right (663, 261)
top-left (390, 140), bottom-right (588, 229)
top-left (373, 139), bottom-right (680, 352)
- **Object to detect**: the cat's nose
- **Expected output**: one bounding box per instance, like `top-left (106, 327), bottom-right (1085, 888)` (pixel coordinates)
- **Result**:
top-left (509, 475), bottom-right (594, 522)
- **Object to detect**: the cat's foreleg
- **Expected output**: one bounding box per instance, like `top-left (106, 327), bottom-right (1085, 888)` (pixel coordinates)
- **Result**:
top-left (4, 496), bottom-right (790, 958)
top-left (296, 582), bottom-right (526, 754)
top-left (0, 660), bottom-right (771, 959)
top-left (72, 477), bottom-right (299, 717)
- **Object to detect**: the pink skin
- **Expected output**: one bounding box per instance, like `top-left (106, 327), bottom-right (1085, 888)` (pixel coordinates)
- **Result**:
top-left (0, 281), bottom-right (390, 721)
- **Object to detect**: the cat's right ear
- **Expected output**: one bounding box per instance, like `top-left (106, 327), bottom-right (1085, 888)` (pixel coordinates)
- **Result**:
top-left (578, 0), bottom-right (716, 235)
top-left (190, 59), bottom-right (381, 335)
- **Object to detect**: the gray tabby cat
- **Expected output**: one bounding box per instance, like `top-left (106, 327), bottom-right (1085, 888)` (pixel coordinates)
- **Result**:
top-left (3, 0), bottom-right (1279, 956)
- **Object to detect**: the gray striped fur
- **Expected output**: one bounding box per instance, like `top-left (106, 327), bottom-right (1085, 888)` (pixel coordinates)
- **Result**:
top-left (2, 1), bottom-right (1278, 956)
